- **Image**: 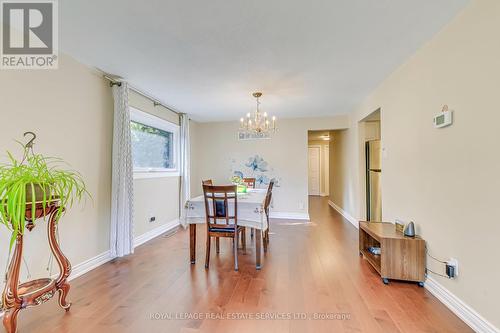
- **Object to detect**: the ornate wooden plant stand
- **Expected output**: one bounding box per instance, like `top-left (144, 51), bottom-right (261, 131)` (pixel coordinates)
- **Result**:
top-left (2, 201), bottom-right (72, 333)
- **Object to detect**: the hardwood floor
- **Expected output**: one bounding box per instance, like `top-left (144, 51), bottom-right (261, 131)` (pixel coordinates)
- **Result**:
top-left (17, 197), bottom-right (472, 333)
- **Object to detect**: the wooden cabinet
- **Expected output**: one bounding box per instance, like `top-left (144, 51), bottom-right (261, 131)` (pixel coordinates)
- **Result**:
top-left (359, 221), bottom-right (425, 285)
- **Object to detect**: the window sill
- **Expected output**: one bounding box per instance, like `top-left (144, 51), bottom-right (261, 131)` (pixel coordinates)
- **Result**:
top-left (133, 172), bottom-right (180, 180)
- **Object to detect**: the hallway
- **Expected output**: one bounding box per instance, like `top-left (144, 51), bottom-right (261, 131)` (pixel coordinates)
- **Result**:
top-left (18, 197), bottom-right (471, 332)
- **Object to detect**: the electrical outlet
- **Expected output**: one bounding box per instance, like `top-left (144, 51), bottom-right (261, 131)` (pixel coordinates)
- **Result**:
top-left (149, 216), bottom-right (156, 223)
top-left (299, 202), bottom-right (304, 210)
top-left (447, 258), bottom-right (458, 277)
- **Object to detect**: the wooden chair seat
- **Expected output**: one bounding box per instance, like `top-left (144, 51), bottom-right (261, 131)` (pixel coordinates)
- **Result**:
top-left (209, 225), bottom-right (244, 233)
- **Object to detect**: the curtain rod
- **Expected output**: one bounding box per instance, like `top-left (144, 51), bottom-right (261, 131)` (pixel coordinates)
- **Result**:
top-left (103, 74), bottom-right (182, 115)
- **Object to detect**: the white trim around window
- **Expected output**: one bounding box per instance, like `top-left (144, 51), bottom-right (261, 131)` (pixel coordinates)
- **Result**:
top-left (133, 171), bottom-right (179, 180)
top-left (130, 107), bottom-right (180, 179)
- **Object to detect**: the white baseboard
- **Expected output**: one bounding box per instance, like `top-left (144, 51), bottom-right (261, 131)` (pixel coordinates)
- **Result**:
top-left (134, 218), bottom-right (180, 248)
top-left (0, 218), bottom-right (181, 318)
top-left (425, 277), bottom-right (499, 333)
top-left (68, 250), bottom-right (114, 281)
top-left (0, 249), bottom-right (114, 318)
top-left (270, 211), bottom-right (310, 221)
top-left (69, 219), bottom-right (179, 280)
top-left (328, 200), bottom-right (358, 229)
top-left (55, 219), bottom-right (179, 283)
top-left (2, 215), bottom-right (497, 333)
top-left (327, 199), bottom-right (498, 333)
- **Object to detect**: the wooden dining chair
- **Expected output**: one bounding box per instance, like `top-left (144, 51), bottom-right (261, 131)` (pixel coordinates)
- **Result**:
top-left (202, 179), bottom-right (236, 253)
top-left (243, 177), bottom-right (256, 189)
top-left (202, 184), bottom-right (246, 271)
top-left (263, 180), bottom-right (275, 252)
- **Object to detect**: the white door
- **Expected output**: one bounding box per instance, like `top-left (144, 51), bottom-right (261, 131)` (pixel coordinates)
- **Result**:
top-left (308, 147), bottom-right (320, 195)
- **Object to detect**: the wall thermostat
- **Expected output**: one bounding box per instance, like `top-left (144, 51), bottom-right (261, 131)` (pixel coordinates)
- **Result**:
top-left (434, 107), bottom-right (453, 128)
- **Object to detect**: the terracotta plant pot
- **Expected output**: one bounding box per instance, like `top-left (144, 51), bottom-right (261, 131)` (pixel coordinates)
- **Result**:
top-left (25, 183), bottom-right (52, 202)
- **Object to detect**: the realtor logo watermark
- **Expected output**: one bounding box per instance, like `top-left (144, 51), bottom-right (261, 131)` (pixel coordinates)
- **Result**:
top-left (1, 0), bottom-right (58, 69)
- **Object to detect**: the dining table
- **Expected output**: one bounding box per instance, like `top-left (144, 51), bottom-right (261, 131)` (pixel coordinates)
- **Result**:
top-left (183, 188), bottom-right (268, 269)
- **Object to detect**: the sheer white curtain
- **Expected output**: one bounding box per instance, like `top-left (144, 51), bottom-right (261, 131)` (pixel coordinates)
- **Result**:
top-left (179, 113), bottom-right (191, 228)
top-left (110, 82), bottom-right (134, 257)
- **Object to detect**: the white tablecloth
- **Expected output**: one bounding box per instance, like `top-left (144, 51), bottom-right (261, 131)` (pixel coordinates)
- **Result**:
top-left (183, 189), bottom-right (268, 231)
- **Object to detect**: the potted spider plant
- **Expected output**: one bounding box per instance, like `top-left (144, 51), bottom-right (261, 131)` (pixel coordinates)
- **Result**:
top-left (0, 133), bottom-right (89, 249)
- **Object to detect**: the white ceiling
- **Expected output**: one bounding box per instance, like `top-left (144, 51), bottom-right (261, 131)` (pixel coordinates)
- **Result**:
top-left (60, 0), bottom-right (468, 122)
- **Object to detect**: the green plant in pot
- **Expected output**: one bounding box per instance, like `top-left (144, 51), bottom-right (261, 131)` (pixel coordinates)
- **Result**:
top-left (0, 133), bottom-right (89, 249)
top-left (230, 175), bottom-right (247, 193)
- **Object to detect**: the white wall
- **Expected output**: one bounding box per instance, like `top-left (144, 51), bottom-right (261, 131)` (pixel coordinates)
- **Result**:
top-left (0, 55), bottom-right (182, 293)
top-left (189, 120), bottom-right (201, 197)
top-left (191, 116), bottom-right (349, 217)
top-left (129, 91), bottom-right (180, 237)
top-left (329, 130), bottom-right (356, 214)
top-left (332, 0), bottom-right (500, 329)
top-left (0, 54), bottom-right (113, 286)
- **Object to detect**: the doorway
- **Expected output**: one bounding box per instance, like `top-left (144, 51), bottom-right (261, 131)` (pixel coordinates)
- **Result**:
top-left (365, 140), bottom-right (381, 220)
top-left (308, 146), bottom-right (321, 195)
top-left (360, 109), bottom-right (382, 221)
top-left (308, 131), bottom-right (330, 197)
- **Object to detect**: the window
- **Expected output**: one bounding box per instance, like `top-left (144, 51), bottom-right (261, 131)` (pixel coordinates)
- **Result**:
top-left (130, 107), bottom-right (179, 178)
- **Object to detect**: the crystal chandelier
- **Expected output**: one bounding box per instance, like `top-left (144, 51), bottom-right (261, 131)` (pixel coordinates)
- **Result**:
top-left (239, 92), bottom-right (277, 134)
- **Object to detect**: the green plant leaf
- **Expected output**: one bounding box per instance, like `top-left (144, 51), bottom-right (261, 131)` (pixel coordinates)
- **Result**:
top-left (0, 138), bottom-right (90, 237)
top-left (9, 230), bottom-right (17, 250)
